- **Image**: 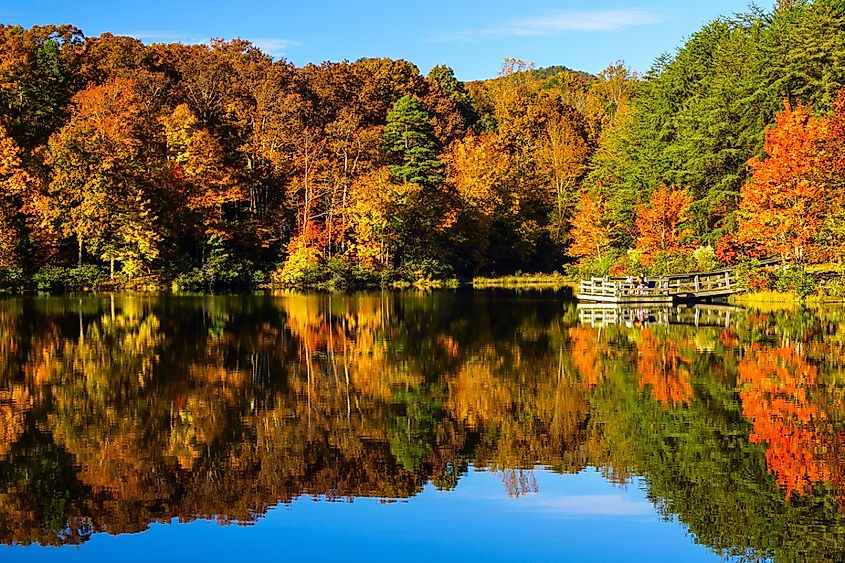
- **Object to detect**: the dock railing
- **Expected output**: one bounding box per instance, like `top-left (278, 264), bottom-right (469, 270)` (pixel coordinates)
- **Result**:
top-left (578, 277), bottom-right (672, 302)
top-left (662, 268), bottom-right (739, 297)
top-left (577, 258), bottom-right (781, 303)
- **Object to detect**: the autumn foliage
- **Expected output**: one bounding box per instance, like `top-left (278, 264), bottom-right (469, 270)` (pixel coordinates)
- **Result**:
top-left (3, 19), bottom-right (845, 287)
top-left (568, 191), bottom-right (610, 263)
top-left (634, 185), bottom-right (693, 265)
top-left (0, 25), bottom-right (646, 288)
top-left (734, 103), bottom-right (832, 261)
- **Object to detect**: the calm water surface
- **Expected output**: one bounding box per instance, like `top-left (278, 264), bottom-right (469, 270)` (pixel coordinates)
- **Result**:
top-left (1, 291), bottom-right (844, 561)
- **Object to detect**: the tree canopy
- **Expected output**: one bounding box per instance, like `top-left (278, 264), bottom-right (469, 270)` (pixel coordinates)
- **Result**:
top-left (2, 1), bottom-right (845, 290)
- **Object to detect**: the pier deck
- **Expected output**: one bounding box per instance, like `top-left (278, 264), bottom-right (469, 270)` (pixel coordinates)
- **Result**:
top-left (576, 268), bottom-right (741, 304)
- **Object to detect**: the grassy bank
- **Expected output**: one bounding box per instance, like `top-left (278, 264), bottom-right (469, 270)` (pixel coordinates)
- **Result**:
top-left (728, 266), bottom-right (845, 306)
top-left (471, 272), bottom-right (576, 290)
top-left (729, 291), bottom-right (804, 309)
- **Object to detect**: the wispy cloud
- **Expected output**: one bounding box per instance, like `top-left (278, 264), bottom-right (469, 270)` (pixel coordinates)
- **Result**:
top-left (114, 31), bottom-right (300, 57)
top-left (248, 37), bottom-right (301, 57)
top-left (124, 30), bottom-right (189, 43)
top-left (429, 9), bottom-right (663, 43)
top-left (504, 9), bottom-right (663, 34)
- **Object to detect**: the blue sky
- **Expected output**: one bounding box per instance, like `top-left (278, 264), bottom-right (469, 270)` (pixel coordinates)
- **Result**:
top-left (2, 0), bottom-right (758, 80)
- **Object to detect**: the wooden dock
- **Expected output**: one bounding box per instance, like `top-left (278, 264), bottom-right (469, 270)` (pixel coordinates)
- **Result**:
top-left (576, 268), bottom-right (741, 304)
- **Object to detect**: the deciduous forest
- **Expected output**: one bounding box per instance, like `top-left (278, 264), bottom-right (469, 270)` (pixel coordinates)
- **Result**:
top-left (2, 0), bottom-right (845, 291)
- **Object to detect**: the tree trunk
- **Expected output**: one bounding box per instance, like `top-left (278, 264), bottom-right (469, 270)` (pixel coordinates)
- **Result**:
top-left (78, 237), bottom-right (83, 266)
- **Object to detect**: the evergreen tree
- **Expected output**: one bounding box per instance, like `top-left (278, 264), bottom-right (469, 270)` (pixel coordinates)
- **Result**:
top-left (383, 95), bottom-right (443, 188)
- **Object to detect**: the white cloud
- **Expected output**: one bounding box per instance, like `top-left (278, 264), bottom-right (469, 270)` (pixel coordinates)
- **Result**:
top-left (114, 32), bottom-right (301, 57)
top-left (429, 9), bottom-right (663, 43)
top-left (505, 9), bottom-right (663, 34)
top-left (249, 37), bottom-right (301, 57)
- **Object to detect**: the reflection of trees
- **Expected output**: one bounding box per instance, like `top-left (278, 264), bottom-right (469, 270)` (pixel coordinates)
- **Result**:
top-left (636, 328), bottom-right (693, 407)
top-left (4, 296), bottom-right (845, 558)
top-left (0, 387), bottom-right (29, 459)
top-left (568, 326), bottom-right (605, 389)
top-left (739, 344), bottom-right (827, 497)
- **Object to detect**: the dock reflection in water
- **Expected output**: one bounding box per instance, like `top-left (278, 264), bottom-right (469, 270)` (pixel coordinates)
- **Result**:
top-left (577, 303), bottom-right (740, 328)
top-left (1, 292), bottom-right (845, 561)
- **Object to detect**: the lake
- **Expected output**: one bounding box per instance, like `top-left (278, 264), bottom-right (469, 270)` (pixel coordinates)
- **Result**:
top-left (1, 291), bottom-right (844, 561)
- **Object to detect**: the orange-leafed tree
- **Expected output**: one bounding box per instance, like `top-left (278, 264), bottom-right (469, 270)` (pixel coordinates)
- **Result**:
top-left (634, 185), bottom-right (693, 264)
top-left (160, 103), bottom-right (245, 239)
top-left (735, 102), bottom-right (830, 262)
top-left (568, 191), bottom-right (611, 263)
top-left (443, 133), bottom-right (509, 269)
top-left (0, 125), bottom-right (36, 268)
top-left (535, 105), bottom-right (590, 244)
top-left (48, 77), bottom-right (160, 273)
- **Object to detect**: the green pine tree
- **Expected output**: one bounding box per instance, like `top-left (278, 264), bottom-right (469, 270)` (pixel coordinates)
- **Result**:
top-left (383, 95), bottom-right (444, 188)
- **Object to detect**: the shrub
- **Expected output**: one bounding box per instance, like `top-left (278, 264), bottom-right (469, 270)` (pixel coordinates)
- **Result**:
top-left (252, 270), bottom-right (268, 287)
top-left (396, 259), bottom-right (453, 283)
top-left (645, 251), bottom-right (692, 277)
top-left (732, 259), bottom-right (770, 291)
top-left (33, 265), bottom-right (107, 292)
top-left (0, 265), bottom-right (24, 292)
top-left (202, 234), bottom-right (254, 290)
top-left (772, 265), bottom-right (816, 296)
top-left (569, 253), bottom-right (619, 278)
top-left (271, 236), bottom-right (325, 287)
top-left (819, 276), bottom-right (845, 298)
top-left (173, 236), bottom-right (258, 292)
top-left (271, 261), bottom-right (328, 288)
top-left (691, 245), bottom-right (719, 272)
top-left (326, 257), bottom-right (380, 289)
top-left (171, 268), bottom-right (207, 293)
top-left (171, 264), bottom-right (256, 293)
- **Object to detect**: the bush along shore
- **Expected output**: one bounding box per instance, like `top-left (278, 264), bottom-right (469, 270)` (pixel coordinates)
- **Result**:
top-left (0, 259), bottom-right (465, 293)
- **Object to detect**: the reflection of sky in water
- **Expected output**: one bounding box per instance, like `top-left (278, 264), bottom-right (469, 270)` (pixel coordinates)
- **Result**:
top-left (2, 468), bottom-right (718, 562)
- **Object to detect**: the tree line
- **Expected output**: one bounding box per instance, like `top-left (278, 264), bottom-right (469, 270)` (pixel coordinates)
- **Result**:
top-left (0, 24), bottom-right (623, 290)
top-left (2, 0), bottom-right (845, 291)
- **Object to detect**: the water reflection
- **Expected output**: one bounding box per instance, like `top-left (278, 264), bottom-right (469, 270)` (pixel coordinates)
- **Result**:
top-left (1, 293), bottom-right (845, 559)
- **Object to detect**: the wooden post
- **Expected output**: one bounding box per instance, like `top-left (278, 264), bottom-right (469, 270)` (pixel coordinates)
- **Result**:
top-left (724, 271), bottom-right (730, 290)
top-left (694, 275), bottom-right (700, 293)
